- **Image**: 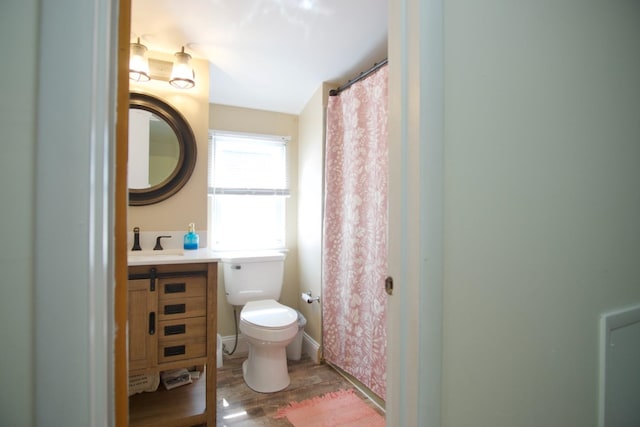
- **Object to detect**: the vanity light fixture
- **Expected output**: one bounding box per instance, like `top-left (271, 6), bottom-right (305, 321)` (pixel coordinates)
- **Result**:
top-left (129, 38), bottom-right (150, 82)
top-left (129, 40), bottom-right (196, 89)
top-left (169, 46), bottom-right (196, 89)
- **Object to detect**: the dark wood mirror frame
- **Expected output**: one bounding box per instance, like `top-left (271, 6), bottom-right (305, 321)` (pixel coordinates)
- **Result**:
top-left (128, 92), bottom-right (197, 206)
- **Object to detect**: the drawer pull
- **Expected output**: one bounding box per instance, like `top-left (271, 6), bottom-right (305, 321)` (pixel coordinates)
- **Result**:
top-left (149, 268), bottom-right (157, 292)
top-left (164, 303), bottom-right (186, 315)
top-left (164, 282), bottom-right (186, 294)
top-left (148, 312), bottom-right (155, 335)
top-left (164, 345), bottom-right (186, 357)
top-left (164, 324), bottom-right (186, 336)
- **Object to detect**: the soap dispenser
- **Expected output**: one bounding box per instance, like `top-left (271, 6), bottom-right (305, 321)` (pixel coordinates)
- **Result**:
top-left (183, 223), bottom-right (199, 250)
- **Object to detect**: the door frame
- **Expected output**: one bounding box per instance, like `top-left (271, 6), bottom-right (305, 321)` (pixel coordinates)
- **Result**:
top-left (115, 0), bottom-right (131, 425)
top-left (386, 0), bottom-right (445, 425)
top-left (34, 0), bottom-right (122, 425)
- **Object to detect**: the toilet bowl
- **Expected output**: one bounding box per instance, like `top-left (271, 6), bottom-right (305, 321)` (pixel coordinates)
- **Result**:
top-left (221, 251), bottom-right (298, 393)
top-left (239, 299), bottom-right (298, 393)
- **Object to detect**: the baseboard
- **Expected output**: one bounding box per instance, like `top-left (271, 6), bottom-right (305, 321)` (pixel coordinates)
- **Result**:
top-left (220, 334), bottom-right (249, 357)
top-left (219, 332), bottom-right (321, 363)
top-left (302, 332), bottom-right (321, 364)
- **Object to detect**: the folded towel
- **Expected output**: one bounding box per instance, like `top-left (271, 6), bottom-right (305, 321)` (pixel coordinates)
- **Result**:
top-left (128, 373), bottom-right (160, 396)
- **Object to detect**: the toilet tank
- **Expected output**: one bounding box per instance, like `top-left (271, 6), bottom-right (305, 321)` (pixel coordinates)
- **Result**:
top-left (221, 251), bottom-right (286, 306)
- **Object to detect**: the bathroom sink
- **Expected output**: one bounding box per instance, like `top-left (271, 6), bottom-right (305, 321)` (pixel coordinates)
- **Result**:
top-left (128, 248), bottom-right (185, 257)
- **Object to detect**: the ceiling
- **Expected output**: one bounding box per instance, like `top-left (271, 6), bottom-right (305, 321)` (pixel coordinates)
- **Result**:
top-left (131, 0), bottom-right (388, 115)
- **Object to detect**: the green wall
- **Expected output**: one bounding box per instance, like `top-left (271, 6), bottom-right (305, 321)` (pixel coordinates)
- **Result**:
top-left (442, 1), bottom-right (640, 425)
top-left (0, 1), bottom-right (38, 426)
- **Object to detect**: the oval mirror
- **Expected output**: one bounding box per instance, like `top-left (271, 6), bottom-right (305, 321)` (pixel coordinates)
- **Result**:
top-left (128, 93), bottom-right (197, 206)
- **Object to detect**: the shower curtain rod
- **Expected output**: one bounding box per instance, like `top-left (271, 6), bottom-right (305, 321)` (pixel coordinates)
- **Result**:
top-left (329, 58), bottom-right (388, 96)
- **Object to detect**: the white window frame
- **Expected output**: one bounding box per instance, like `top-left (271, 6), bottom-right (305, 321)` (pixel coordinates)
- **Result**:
top-left (208, 130), bottom-right (290, 251)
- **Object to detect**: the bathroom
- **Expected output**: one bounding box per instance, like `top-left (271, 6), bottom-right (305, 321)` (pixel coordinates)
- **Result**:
top-left (124, 0), bottom-right (387, 425)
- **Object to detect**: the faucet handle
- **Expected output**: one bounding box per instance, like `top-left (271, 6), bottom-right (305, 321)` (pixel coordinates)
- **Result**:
top-left (153, 235), bottom-right (172, 251)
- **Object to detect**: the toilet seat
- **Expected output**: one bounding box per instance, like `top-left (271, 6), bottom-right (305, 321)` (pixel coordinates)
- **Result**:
top-left (241, 299), bottom-right (297, 329)
top-left (240, 299), bottom-right (298, 346)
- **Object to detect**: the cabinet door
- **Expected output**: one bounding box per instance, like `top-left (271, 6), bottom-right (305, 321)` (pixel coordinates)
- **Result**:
top-left (128, 278), bottom-right (157, 371)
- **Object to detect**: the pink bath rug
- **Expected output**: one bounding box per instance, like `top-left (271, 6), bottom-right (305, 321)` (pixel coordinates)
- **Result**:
top-left (274, 389), bottom-right (385, 427)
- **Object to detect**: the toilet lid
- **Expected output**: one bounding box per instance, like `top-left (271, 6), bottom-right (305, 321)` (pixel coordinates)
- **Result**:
top-left (241, 300), bottom-right (297, 328)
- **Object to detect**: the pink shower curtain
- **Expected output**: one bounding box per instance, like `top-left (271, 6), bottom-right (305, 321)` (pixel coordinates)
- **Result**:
top-left (322, 64), bottom-right (388, 400)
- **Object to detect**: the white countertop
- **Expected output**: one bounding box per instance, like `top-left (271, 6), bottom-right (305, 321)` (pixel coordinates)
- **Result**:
top-left (127, 248), bottom-right (222, 266)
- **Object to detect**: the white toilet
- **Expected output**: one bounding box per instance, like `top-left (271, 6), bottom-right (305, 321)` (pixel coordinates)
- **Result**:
top-left (221, 251), bottom-right (298, 393)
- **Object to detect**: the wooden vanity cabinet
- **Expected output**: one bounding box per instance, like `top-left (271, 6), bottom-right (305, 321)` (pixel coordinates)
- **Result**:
top-left (127, 262), bottom-right (217, 427)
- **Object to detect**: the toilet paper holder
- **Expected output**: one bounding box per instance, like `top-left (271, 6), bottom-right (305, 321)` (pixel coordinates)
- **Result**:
top-left (302, 290), bottom-right (320, 304)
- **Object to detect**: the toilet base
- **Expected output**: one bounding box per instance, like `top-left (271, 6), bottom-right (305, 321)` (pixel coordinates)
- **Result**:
top-left (242, 344), bottom-right (290, 393)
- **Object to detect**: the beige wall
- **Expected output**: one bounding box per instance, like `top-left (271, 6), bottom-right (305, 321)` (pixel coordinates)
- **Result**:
top-left (209, 104), bottom-right (300, 335)
top-left (296, 83), bottom-right (335, 344)
top-left (128, 51), bottom-right (210, 233)
top-left (441, 1), bottom-right (640, 426)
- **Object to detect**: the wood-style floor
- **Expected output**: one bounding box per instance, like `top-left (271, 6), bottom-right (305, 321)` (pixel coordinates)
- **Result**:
top-left (216, 354), bottom-right (385, 426)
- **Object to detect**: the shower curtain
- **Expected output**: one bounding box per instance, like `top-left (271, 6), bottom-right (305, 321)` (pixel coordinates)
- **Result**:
top-left (322, 64), bottom-right (388, 399)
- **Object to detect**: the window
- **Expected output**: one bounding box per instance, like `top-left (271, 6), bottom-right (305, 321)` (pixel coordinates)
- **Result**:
top-left (208, 131), bottom-right (290, 251)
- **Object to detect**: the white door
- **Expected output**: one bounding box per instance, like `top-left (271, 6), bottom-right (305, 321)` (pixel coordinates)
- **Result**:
top-left (34, 0), bottom-right (118, 425)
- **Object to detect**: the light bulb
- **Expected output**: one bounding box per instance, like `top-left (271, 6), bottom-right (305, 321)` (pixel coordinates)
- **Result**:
top-left (170, 47), bottom-right (195, 89)
top-left (129, 38), bottom-right (150, 82)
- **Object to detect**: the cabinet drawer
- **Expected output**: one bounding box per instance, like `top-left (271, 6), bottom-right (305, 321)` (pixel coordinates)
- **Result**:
top-left (158, 317), bottom-right (206, 341)
top-left (158, 297), bottom-right (206, 320)
top-left (158, 338), bottom-right (206, 364)
top-left (158, 276), bottom-right (205, 300)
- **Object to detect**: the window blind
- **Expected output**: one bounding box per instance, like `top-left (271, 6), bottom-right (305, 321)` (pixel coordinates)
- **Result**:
top-left (208, 131), bottom-right (290, 196)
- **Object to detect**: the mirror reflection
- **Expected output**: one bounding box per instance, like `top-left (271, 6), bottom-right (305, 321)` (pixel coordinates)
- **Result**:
top-left (128, 109), bottom-right (180, 189)
top-left (128, 92), bottom-right (197, 206)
